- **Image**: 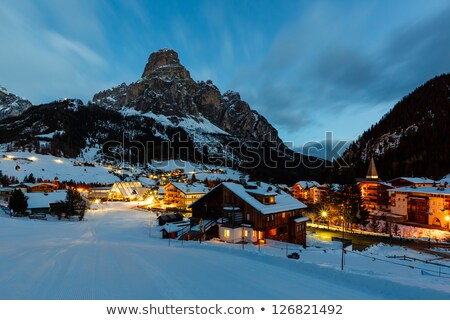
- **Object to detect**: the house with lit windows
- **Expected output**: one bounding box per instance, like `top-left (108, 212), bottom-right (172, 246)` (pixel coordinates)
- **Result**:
top-left (10, 182), bottom-right (58, 193)
top-left (388, 186), bottom-right (450, 227)
top-left (164, 182), bottom-right (209, 212)
top-left (291, 180), bottom-right (320, 203)
top-left (190, 181), bottom-right (308, 246)
top-left (357, 158), bottom-right (391, 211)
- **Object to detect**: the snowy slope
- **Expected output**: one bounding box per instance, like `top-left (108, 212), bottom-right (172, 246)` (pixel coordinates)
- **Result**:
top-left (0, 151), bottom-right (247, 185)
top-left (0, 151), bottom-right (119, 184)
top-left (0, 202), bottom-right (449, 300)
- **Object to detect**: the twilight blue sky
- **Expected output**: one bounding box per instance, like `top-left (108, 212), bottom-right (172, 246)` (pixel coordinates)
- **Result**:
top-left (1, 0), bottom-right (450, 153)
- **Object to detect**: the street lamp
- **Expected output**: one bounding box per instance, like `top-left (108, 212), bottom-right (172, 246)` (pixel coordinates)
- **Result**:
top-left (445, 215), bottom-right (450, 230)
top-left (321, 211), bottom-right (329, 230)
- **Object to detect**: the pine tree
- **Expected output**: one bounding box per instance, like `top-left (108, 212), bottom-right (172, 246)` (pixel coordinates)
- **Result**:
top-left (8, 189), bottom-right (28, 215)
top-left (65, 188), bottom-right (84, 219)
top-left (332, 182), bottom-right (369, 226)
top-left (23, 173), bottom-right (36, 183)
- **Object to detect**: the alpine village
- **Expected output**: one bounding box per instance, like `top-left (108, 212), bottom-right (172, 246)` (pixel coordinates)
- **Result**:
top-left (1, 49), bottom-right (450, 300)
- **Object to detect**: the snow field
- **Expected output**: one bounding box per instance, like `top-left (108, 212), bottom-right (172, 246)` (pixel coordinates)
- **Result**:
top-left (0, 202), bottom-right (449, 300)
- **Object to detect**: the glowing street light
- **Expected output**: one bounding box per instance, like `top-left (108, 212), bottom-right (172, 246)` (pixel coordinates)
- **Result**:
top-left (321, 211), bottom-right (329, 230)
top-left (445, 215), bottom-right (450, 230)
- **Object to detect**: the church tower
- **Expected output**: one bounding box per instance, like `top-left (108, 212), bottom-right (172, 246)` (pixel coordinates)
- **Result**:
top-left (366, 157), bottom-right (379, 180)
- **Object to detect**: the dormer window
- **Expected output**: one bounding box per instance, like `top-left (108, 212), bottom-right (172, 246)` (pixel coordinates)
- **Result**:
top-left (262, 196), bottom-right (275, 204)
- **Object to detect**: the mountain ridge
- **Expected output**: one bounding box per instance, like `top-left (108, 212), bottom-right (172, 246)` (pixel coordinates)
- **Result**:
top-left (0, 49), bottom-right (325, 184)
top-left (332, 73), bottom-right (450, 181)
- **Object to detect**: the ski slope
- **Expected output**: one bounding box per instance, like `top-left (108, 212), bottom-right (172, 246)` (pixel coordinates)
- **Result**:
top-left (0, 202), bottom-right (449, 300)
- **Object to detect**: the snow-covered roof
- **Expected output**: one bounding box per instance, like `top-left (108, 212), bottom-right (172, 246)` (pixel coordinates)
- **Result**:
top-left (169, 182), bottom-right (209, 195)
top-left (9, 182), bottom-right (58, 189)
top-left (295, 181), bottom-right (320, 189)
top-left (388, 186), bottom-right (450, 196)
top-left (318, 183), bottom-right (341, 192)
top-left (110, 181), bottom-right (146, 198)
top-left (27, 191), bottom-right (67, 209)
top-left (388, 177), bottom-right (435, 184)
top-left (221, 182), bottom-right (307, 215)
top-left (160, 221), bottom-right (190, 233)
top-left (436, 173), bottom-right (450, 186)
top-left (294, 217), bottom-right (309, 223)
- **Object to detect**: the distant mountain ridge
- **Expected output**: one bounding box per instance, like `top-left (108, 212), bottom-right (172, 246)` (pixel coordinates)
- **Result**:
top-left (337, 73), bottom-right (450, 180)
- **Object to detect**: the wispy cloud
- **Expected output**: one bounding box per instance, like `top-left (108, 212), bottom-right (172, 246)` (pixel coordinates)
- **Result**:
top-left (0, 1), bottom-right (109, 103)
top-left (231, 1), bottom-right (450, 145)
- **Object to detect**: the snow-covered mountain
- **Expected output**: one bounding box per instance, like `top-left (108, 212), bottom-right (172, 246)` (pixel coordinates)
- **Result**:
top-left (92, 49), bottom-right (282, 145)
top-left (0, 50), bottom-right (325, 183)
top-left (0, 86), bottom-right (32, 120)
top-left (336, 73), bottom-right (450, 180)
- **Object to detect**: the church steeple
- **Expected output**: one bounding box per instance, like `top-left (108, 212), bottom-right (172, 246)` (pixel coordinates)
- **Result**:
top-left (366, 157), bottom-right (379, 180)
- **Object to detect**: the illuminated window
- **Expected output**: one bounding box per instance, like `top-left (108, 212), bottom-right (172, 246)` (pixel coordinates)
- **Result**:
top-left (244, 230), bottom-right (248, 237)
top-left (224, 229), bottom-right (230, 238)
top-left (252, 231), bottom-right (257, 238)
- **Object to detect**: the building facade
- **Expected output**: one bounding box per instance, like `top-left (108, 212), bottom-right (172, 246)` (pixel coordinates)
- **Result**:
top-left (389, 186), bottom-right (450, 227)
top-left (164, 182), bottom-right (208, 212)
top-left (190, 182), bottom-right (308, 246)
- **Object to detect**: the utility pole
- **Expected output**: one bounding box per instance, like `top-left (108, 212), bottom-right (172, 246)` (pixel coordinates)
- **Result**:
top-left (341, 217), bottom-right (345, 271)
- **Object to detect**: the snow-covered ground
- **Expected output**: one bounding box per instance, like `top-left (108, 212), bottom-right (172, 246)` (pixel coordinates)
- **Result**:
top-left (0, 151), bottom-right (119, 184)
top-left (0, 202), bottom-right (449, 300)
top-left (0, 151), bottom-right (246, 184)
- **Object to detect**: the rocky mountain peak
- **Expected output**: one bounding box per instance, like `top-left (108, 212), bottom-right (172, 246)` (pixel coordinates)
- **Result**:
top-left (93, 48), bottom-right (283, 145)
top-left (0, 85), bottom-right (32, 120)
top-left (141, 48), bottom-right (191, 80)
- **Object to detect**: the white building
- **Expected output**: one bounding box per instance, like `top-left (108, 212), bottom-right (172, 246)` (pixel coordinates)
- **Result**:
top-left (389, 186), bottom-right (450, 227)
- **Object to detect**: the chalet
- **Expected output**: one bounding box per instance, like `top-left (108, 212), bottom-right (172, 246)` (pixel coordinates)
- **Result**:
top-left (160, 220), bottom-right (190, 239)
top-left (291, 180), bottom-right (321, 203)
top-left (9, 182), bottom-right (58, 193)
top-left (358, 181), bottom-right (391, 211)
top-left (164, 182), bottom-right (208, 212)
top-left (190, 181), bottom-right (308, 246)
top-left (156, 213), bottom-right (184, 226)
top-left (388, 186), bottom-right (450, 227)
top-left (388, 177), bottom-right (435, 188)
top-left (27, 190), bottom-right (67, 215)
